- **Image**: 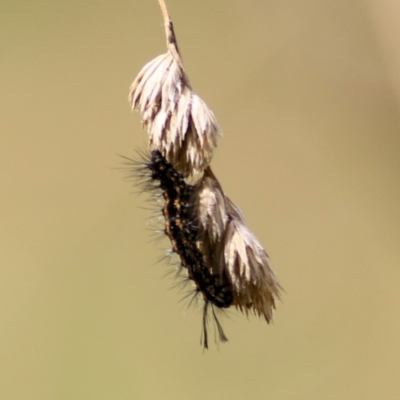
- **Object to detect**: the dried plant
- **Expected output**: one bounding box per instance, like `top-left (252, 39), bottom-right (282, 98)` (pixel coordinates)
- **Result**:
top-left (129, 2), bottom-right (219, 177)
top-left (128, 0), bottom-right (282, 349)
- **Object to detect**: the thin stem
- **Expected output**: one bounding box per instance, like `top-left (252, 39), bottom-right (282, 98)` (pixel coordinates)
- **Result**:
top-left (157, 0), bottom-right (170, 23)
top-left (157, 0), bottom-right (191, 87)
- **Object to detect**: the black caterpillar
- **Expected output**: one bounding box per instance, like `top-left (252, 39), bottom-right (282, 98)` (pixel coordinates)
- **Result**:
top-left (139, 150), bottom-right (233, 348)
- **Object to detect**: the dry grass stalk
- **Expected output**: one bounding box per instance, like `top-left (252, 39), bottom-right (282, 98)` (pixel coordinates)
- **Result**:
top-left (129, 1), bottom-right (220, 176)
top-left (129, 0), bottom-right (282, 347)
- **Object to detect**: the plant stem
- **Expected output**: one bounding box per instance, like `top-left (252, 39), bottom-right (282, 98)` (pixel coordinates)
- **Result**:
top-left (157, 0), bottom-right (191, 87)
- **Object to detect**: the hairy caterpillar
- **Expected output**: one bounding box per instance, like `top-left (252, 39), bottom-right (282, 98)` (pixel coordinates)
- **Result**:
top-left (129, 150), bottom-right (233, 348)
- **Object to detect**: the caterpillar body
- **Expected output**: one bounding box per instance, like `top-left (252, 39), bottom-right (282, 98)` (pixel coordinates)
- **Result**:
top-left (135, 150), bottom-right (233, 348)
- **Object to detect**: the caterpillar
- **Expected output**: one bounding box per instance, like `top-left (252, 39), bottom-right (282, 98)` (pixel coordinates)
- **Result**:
top-left (131, 150), bottom-right (233, 348)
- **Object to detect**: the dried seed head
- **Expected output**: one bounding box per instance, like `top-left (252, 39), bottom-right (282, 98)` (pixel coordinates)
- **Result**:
top-left (129, 51), bottom-right (220, 176)
top-left (195, 167), bottom-right (228, 242)
top-left (224, 198), bottom-right (282, 321)
top-left (128, 0), bottom-right (282, 348)
top-left (193, 170), bottom-right (282, 322)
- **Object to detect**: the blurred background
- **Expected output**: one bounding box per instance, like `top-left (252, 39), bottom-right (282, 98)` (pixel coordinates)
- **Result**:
top-left (1, 1), bottom-right (399, 399)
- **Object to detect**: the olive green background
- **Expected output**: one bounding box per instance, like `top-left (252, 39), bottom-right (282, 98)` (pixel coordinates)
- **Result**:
top-left (1, 1), bottom-right (399, 399)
